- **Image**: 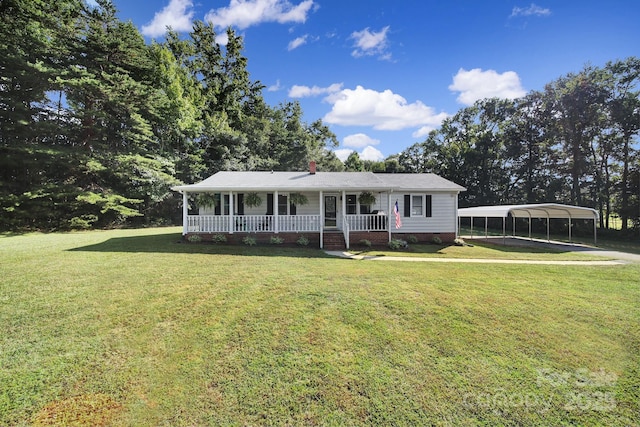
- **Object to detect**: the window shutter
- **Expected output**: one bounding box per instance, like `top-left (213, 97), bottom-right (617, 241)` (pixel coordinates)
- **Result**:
top-left (404, 195), bottom-right (411, 217)
top-left (266, 193), bottom-right (274, 215)
top-left (425, 195), bottom-right (432, 217)
top-left (290, 202), bottom-right (297, 215)
top-left (214, 193), bottom-right (221, 216)
top-left (237, 194), bottom-right (244, 215)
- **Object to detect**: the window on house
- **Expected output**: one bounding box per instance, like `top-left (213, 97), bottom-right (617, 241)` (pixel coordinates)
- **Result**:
top-left (237, 194), bottom-right (244, 215)
top-left (214, 193), bottom-right (221, 215)
top-left (346, 194), bottom-right (357, 215)
top-left (411, 195), bottom-right (423, 216)
top-left (404, 194), bottom-right (433, 218)
top-left (223, 194), bottom-right (230, 215)
top-left (213, 193), bottom-right (243, 215)
top-left (278, 194), bottom-right (288, 215)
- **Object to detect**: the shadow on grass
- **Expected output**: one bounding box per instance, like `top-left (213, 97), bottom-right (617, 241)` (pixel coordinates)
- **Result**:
top-left (352, 239), bottom-right (578, 258)
top-left (464, 238), bottom-right (579, 253)
top-left (68, 232), bottom-right (333, 259)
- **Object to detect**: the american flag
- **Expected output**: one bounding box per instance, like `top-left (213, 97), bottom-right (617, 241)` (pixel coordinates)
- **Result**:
top-left (394, 200), bottom-right (402, 229)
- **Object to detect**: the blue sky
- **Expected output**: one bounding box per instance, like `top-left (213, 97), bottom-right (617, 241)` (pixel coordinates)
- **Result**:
top-left (110, 0), bottom-right (640, 162)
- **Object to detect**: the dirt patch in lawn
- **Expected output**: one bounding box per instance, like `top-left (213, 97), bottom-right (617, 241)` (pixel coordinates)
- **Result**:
top-left (32, 393), bottom-right (121, 427)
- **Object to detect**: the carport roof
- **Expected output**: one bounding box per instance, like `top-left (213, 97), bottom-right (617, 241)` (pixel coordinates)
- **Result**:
top-left (458, 203), bottom-right (599, 220)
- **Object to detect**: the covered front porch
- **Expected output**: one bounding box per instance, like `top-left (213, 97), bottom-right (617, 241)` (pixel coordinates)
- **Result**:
top-left (178, 190), bottom-right (391, 249)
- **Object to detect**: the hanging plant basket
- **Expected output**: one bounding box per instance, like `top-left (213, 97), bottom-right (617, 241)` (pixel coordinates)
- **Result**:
top-left (358, 191), bottom-right (376, 206)
top-left (289, 192), bottom-right (308, 206)
top-left (245, 192), bottom-right (262, 208)
top-left (196, 193), bottom-right (217, 208)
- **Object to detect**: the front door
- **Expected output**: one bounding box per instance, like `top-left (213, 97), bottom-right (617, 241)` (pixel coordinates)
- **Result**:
top-left (324, 195), bottom-right (337, 228)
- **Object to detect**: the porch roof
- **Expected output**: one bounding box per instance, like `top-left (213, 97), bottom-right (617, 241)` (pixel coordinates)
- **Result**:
top-left (172, 171), bottom-right (466, 193)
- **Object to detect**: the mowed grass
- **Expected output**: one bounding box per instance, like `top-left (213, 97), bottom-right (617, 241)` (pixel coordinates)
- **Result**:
top-left (0, 228), bottom-right (638, 426)
top-left (351, 240), bottom-right (616, 261)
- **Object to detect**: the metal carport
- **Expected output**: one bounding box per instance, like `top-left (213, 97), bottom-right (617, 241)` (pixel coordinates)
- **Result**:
top-left (458, 203), bottom-right (599, 244)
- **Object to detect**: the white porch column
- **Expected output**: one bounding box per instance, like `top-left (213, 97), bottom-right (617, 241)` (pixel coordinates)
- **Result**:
top-left (274, 190), bottom-right (279, 233)
top-left (319, 190), bottom-right (323, 248)
top-left (182, 192), bottom-right (188, 235)
top-left (228, 191), bottom-right (234, 234)
top-left (341, 190), bottom-right (346, 229)
top-left (388, 191), bottom-right (392, 242)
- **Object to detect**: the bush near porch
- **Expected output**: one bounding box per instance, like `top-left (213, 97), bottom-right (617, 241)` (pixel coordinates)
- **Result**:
top-left (184, 232), bottom-right (320, 247)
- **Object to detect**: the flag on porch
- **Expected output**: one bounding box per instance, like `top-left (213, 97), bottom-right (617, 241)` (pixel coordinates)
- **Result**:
top-left (394, 200), bottom-right (402, 229)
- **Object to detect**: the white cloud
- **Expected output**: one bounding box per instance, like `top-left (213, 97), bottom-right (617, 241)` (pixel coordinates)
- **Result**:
top-left (412, 126), bottom-right (434, 139)
top-left (360, 146), bottom-right (384, 162)
top-left (323, 85), bottom-right (449, 131)
top-left (216, 32), bottom-right (230, 45)
top-left (288, 34), bottom-right (308, 50)
top-left (350, 26), bottom-right (390, 58)
top-left (343, 133), bottom-right (380, 148)
top-left (267, 80), bottom-right (282, 92)
top-left (288, 82), bottom-right (343, 98)
top-left (333, 146), bottom-right (384, 162)
top-left (141, 0), bottom-right (194, 38)
top-left (510, 3), bottom-right (551, 18)
top-left (205, 0), bottom-right (315, 30)
top-left (449, 68), bottom-right (526, 105)
top-left (334, 149), bottom-right (354, 162)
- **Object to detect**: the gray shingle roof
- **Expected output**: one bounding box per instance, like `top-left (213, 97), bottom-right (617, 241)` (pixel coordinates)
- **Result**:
top-left (172, 171), bottom-right (465, 192)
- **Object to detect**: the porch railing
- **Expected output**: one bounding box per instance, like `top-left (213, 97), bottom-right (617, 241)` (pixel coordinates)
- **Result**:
top-left (344, 214), bottom-right (388, 231)
top-left (342, 216), bottom-right (350, 250)
top-left (187, 214), bottom-right (387, 234)
top-left (187, 215), bottom-right (321, 233)
top-left (277, 215), bottom-right (321, 232)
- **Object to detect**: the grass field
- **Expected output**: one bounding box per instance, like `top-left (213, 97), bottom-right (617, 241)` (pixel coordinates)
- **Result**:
top-left (1, 227), bottom-right (639, 426)
top-left (349, 240), bottom-right (617, 261)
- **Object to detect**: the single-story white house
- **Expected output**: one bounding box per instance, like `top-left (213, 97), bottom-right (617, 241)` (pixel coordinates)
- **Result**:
top-left (172, 163), bottom-right (466, 249)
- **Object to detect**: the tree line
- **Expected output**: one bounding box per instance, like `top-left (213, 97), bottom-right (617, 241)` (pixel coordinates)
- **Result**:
top-left (1, 0), bottom-right (638, 231)
top-left (385, 59), bottom-right (640, 231)
top-left (1, 0), bottom-right (342, 231)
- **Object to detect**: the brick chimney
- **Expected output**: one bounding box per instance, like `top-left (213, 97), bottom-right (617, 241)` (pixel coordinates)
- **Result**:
top-left (309, 161), bottom-right (316, 174)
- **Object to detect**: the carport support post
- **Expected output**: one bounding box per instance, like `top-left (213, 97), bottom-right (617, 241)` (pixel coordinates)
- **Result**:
top-left (568, 217), bottom-right (572, 243)
top-left (484, 217), bottom-right (488, 238)
top-left (470, 217), bottom-right (473, 237)
top-left (546, 213), bottom-right (550, 243)
top-left (502, 217), bottom-right (506, 245)
top-left (594, 218), bottom-right (597, 245)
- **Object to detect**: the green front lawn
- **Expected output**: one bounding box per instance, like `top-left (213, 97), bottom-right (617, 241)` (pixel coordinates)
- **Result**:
top-left (351, 239), bottom-right (615, 261)
top-left (1, 228), bottom-right (638, 426)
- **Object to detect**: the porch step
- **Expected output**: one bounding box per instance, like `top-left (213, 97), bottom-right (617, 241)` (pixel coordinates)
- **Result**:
top-left (323, 232), bottom-right (346, 250)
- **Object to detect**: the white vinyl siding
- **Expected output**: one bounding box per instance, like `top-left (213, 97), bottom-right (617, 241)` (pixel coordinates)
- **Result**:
top-left (395, 192), bottom-right (457, 233)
